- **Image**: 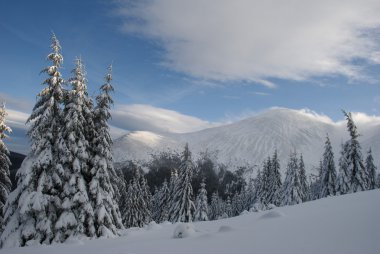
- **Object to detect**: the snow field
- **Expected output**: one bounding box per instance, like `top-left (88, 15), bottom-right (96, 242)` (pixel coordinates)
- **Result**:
top-left (2, 189), bottom-right (379, 254)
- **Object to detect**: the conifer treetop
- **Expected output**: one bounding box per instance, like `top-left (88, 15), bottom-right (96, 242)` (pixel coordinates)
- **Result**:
top-left (0, 103), bottom-right (12, 139)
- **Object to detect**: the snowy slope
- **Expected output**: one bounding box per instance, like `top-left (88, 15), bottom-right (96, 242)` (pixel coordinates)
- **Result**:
top-left (113, 108), bottom-right (380, 174)
top-left (3, 189), bottom-right (380, 254)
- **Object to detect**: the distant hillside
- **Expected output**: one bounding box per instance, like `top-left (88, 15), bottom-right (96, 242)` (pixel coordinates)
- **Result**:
top-left (113, 108), bottom-right (380, 176)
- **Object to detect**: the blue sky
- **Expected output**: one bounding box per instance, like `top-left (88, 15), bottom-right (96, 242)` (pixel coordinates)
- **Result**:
top-left (1, 0), bottom-right (380, 149)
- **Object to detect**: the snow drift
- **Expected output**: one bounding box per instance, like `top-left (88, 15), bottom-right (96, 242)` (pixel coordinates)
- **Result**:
top-left (3, 189), bottom-right (380, 254)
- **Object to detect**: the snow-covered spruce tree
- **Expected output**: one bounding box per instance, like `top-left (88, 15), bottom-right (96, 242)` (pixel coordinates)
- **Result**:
top-left (263, 150), bottom-right (282, 206)
top-left (309, 160), bottom-right (322, 200)
top-left (122, 180), bottom-right (141, 228)
top-left (194, 180), bottom-right (208, 221)
top-left (320, 135), bottom-right (337, 198)
top-left (140, 174), bottom-right (152, 224)
top-left (253, 168), bottom-right (263, 204)
top-left (156, 180), bottom-right (171, 222)
top-left (0, 103), bottom-right (12, 230)
top-left (365, 148), bottom-right (377, 190)
top-left (244, 178), bottom-right (256, 210)
top-left (260, 157), bottom-right (271, 205)
top-left (54, 57), bottom-right (95, 241)
top-left (1, 34), bottom-right (65, 247)
top-left (209, 192), bottom-right (221, 220)
top-left (88, 65), bottom-right (124, 237)
top-left (336, 142), bottom-right (351, 195)
top-left (92, 65), bottom-right (124, 205)
top-left (168, 144), bottom-right (195, 223)
top-left (268, 150), bottom-right (282, 206)
top-left (232, 191), bottom-right (246, 216)
top-left (167, 168), bottom-right (177, 217)
top-left (281, 152), bottom-right (303, 206)
top-left (152, 187), bottom-right (160, 222)
top-left (225, 196), bottom-right (233, 217)
top-left (299, 154), bottom-right (308, 202)
top-left (343, 111), bottom-right (368, 192)
top-left (122, 169), bottom-right (151, 228)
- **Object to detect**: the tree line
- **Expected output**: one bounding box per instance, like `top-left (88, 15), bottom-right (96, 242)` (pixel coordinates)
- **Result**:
top-left (115, 109), bottom-right (378, 226)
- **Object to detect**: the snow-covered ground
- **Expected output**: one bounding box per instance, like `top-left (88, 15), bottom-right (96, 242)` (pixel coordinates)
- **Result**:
top-left (2, 189), bottom-right (379, 254)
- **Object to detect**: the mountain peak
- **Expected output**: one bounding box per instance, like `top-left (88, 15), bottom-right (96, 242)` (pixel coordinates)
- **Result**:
top-left (113, 108), bottom-right (380, 175)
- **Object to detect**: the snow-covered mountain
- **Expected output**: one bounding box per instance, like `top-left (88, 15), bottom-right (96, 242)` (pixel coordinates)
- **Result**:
top-left (113, 108), bottom-right (380, 175)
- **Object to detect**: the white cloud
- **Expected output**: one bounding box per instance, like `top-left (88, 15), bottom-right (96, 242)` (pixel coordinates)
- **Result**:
top-left (337, 112), bottom-right (380, 127)
top-left (111, 104), bottom-right (217, 133)
top-left (294, 108), bottom-right (380, 127)
top-left (0, 92), bottom-right (33, 112)
top-left (251, 92), bottom-right (270, 96)
top-left (6, 109), bottom-right (29, 130)
top-left (295, 108), bottom-right (335, 125)
top-left (117, 0), bottom-right (380, 83)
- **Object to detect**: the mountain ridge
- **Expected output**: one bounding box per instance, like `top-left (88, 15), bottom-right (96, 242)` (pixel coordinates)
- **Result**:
top-left (112, 108), bottom-right (380, 175)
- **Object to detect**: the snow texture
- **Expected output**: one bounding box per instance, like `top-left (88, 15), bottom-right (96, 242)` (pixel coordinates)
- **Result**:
top-left (1, 189), bottom-right (379, 254)
top-left (172, 223), bottom-right (196, 239)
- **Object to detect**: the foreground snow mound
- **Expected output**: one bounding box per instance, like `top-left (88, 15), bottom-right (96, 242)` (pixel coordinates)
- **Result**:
top-left (259, 210), bottom-right (284, 219)
top-left (2, 190), bottom-right (380, 254)
top-left (173, 223), bottom-right (196, 238)
top-left (218, 225), bottom-right (233, 233)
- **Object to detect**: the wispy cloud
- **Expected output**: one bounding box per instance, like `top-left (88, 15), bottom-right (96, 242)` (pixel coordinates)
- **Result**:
top-left (251, 92), bottom-right (270, 96)
top-left (0, 92), bottom-right (33, 112)
top-left (116, 0), bottom-right (380, 84)
top-left (111, 104), bottom-right (217, 133)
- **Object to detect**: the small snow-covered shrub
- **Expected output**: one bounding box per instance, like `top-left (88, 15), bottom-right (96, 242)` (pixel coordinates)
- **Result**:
top-left (240, 210), bottom-right (249, 215)
top-left (251, 202), bottom-right (265, 212)
top-left (218, 213), bottom-right (228, 219)
top-left (173, 223), bottom-right (195, 239)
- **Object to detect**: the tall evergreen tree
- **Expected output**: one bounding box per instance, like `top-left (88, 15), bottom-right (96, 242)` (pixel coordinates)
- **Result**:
top-left (336, 142), bottom-right (351, 195)
top-left (168, 144), bottom-right (195, 223)
top-left (365, 148), bottom-right (377, 190)
top-left (194, 180), bottom-right (209, 221)
top-left (154, 180), bottom-right (171, 223)
top-left (225, 196), bottom-right (233, 217)
top-left (140, 174), bottom-right (152, 224)
top-left (261, 157), bottom-right (271, 205)
top-left (244, 178), bottom-right (256, 210)
top-left (320, 135), bottom-right (337, 198)
top-left (253, 169), bottom-right (263, 204)
top-left (121, 169), bottom-right (151, 228)
top-left (270, 150), bottom-right (282, 206)
top-left (0, 104), bottom-right (12, 230)
top-left (55, 57), bottom-right (95, 241)
top-left (281, 152), bottom-right (303, 206)
top-left (92, 65), bottom-right (123, 204)
top-left (299, 154), bottom-right (308, 202)
top-left (343, 111), bottom-right (368, 192)
top-left (209, 192), bottom-right (221, 220)
top-left (122, 180), bottom-right (141, 228)
top-left (309, 160), bottom-right (322, 200)
top-left (1, 34), bottom-right (65, 247)
top-left (152, 187), bottom-right (160, 223)
top-left (89, 65), bottom-right (124, 237)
